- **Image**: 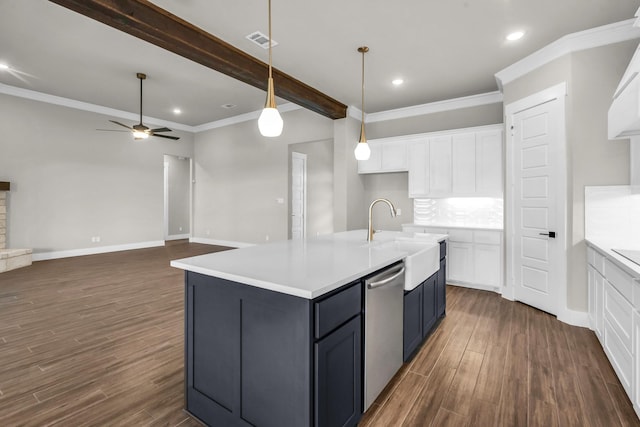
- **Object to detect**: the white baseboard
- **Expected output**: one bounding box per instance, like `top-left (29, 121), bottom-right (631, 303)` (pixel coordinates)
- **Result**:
top-left (447, 281), bottom-right (501, 294)
top-left (557, 307), bottom-right (590, 328)
top-left (32, 240), bottom-right (165, 261)
top-left (189, 237), bottom-right (256, 248)
top-left (165, 234), bottom-right (191, 241)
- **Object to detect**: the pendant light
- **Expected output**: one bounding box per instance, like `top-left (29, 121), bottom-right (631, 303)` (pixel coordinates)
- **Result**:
top-left (258, 0), bottom-right (283, 137)
top-left (354, 46), bottom-right (371, 160)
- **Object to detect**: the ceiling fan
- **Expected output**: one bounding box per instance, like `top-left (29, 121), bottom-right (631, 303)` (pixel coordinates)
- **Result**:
top-left (100, 73), bottom-right (179, 141)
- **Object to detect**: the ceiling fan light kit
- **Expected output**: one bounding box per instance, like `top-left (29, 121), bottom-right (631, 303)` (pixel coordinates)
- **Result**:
top-left (102, 72), bottom-right (179, 141)
top-left (258, 0), bottom-right (283, 137)
top-left (354, 46), bottom-right (371, 161)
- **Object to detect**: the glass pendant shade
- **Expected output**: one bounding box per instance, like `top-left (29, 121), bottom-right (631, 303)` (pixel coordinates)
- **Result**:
top-left (354, 141), bottom-right (371, 160)
top-left (258, 107), bottom-right (283, 137)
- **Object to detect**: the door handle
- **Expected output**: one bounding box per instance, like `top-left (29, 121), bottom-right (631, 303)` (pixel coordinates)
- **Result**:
top-left (539, 231), bottom-right (556, 238)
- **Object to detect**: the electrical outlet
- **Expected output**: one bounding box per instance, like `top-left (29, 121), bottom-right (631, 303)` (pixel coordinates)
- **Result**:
top-left (179, 226), bottom-right (183, 232)
top-left (396, 208), bottom-right (402, 216)
top-left (96, 236), bottom-right (101, 243)
top-left (206, 229), bottom-right (211, 236)
top-left (265, 235), bottom-right (270, 241)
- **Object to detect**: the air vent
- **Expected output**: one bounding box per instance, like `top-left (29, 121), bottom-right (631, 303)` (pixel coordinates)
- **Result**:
top-left (246, 31), bottom-right (278, 49)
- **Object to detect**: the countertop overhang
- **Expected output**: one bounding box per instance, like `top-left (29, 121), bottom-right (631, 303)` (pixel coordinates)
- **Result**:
top-left (586, 238), bottom-right (640, 278)
top-left (171, 230), bottom-right (447, 299)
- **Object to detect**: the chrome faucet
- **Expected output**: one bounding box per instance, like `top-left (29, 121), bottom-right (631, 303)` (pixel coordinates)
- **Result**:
top-left (368, 198), bottom-right (397, 241)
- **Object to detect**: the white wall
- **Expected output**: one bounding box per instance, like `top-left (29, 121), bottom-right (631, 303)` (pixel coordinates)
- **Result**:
top-left (502, 39), bottom-right (636, 312)
top-left (0, 94), bottom-right (194, 255)
top-left (193, 108), bottom-right (333, 245)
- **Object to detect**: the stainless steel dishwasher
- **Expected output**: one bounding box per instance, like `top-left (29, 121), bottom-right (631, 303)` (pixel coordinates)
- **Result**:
top-left (364, 262), bottom-right (405, 410)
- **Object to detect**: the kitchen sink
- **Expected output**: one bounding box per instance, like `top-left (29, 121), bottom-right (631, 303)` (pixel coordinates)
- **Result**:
top-left (374, 239), bottom-right (440, 291)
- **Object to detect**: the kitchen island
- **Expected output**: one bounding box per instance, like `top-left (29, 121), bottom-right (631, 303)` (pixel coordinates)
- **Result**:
top-left (171, 230), bottom-right (446, 427)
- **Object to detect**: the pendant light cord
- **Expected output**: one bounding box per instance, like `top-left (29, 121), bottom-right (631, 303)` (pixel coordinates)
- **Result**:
top-left (361, 48), bottom-right (365, 125)
top-left (268, 0), bottom-right (273, 80)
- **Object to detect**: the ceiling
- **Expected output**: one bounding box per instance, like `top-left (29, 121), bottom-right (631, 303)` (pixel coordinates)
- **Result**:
top-left (0, 1), bottom-right (638, 127)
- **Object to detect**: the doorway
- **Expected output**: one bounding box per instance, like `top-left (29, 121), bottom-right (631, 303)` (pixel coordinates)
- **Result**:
top-left (291, 152), bottom-right (307, 240)
top-left (505, 83), bottom-right (567, 316)
top-left (163, 155), bottom-right (192, 241)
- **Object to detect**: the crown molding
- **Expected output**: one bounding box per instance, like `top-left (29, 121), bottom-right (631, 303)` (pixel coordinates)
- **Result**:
top-left (495, 19), bottom-right (640, 89)
top-left (0, 82), bottom-right (193, 132)
top-left (193, 103), bottom-right (302, 132)
top-left (360, 91), bottom-right (503, 124)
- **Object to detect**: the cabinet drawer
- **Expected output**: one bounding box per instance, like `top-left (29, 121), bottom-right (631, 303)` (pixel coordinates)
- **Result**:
top-left (448, 229), bottom-right (473, 243)
top-left (587, 246), bottom-right (596, 268)
top-left (604, 319), bottom-right (632, 395)
top-left (422, 227), bottom-right (448, 235)
top-left (439, 241), bottom-right (446, 260)
top-left (593, 250), bottom-right (606, 276)
top-left (473, 230), bottom-right (501, 245)
top-left (605, 259), bottom-right (633, 303)
top-left (315, 282), bottom-right (362, 340)
top-left (604, 281), bottom-right (633, 352)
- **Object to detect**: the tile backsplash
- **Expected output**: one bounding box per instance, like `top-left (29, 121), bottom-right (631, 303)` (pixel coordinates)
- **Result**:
top-left (585, 185), bottom-right (640, 248)
top-left (414, 198), bottom-right (503, 227)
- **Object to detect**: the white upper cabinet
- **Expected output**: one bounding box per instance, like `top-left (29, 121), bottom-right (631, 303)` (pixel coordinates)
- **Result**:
top-left (429, 136), bottom-right (453, 195)
top-left (452, 133), bottom-right (476, 195)
top-left (358, 140), bottom-right (407, 174)
top-left (408, 140), bottom-right (429, 197)
top-left (407, 124), bottom-right (504, 198)
top-left (476, 129), bottom-right (503, 196)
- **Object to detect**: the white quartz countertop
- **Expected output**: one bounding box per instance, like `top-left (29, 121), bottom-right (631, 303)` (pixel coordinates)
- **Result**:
top-left (586, 238), bottom-right (640, 278)
top-left (171, 230), bottom-right (447, 299)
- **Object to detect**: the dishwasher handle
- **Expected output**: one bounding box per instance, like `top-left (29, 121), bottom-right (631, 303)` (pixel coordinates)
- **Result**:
top-left (367, 267), bottom-right (405, 289)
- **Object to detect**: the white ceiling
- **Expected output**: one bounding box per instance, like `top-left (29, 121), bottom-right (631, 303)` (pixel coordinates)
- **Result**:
top-left (0, 0), bottom-right (638, 127)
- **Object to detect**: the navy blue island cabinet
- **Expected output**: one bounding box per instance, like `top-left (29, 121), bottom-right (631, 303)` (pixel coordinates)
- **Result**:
top-left (403, 241), bottom-right (447, 362)
top-left (184, 271), bottom-right (363, 427)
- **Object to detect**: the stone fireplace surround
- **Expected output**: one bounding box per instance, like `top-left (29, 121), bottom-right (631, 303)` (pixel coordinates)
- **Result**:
top-left (0, 182), bottom-right (32, 273)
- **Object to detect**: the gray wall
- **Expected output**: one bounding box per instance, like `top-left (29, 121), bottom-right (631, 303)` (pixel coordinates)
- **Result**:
top-left (193, 108), bottom-right (333, 244)
top-left (361, 103), bottom-right (504, 230)
top-left (165, 154), bottom-right (191, 237)
top-left (0, 94), bottom-right (194, 254)
top-left (502, 39), bottom-right (636, 312)
top-left (288, 139), bottom-right (334, 239)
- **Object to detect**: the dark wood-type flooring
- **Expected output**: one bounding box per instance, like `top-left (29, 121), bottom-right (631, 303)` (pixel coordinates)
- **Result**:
top-left (0, 240), bottom-right (637, 426)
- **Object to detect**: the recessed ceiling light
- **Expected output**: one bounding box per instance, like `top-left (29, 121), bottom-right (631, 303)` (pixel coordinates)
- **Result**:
top-left (392, 78), bottom-right (404, 86)
top-left (506, 31), bottom-right (525, 41)
top-left (173, 108), bottom-right (182, 114)
top-left (0, 63), bottom-right (9, 70)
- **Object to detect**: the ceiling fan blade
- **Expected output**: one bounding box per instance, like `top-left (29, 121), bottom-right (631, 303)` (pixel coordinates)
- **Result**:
top-left (109, 120), bottom-right (134, 130)
top-left (152, 133), bottom-right (180, 141)
top-left (150, 127), bottom-right (172, 133)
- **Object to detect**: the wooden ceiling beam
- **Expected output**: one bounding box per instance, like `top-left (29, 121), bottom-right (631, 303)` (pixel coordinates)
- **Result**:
top-left (48, 0), bottom-right (347, 120)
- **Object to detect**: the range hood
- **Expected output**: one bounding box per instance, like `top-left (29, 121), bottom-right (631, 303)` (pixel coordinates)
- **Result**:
top-left (609, 8), bottom-right (640, 185)
top-left (609, 8), bottom-right (640, 139)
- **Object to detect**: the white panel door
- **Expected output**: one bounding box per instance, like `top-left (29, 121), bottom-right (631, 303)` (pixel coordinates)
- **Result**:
top-left (476, 130), bottom-right (503, 195)
top-left (510, 97), bottom-right (562, 315)
top-left (408, 140), bottom-right (429, 197)
top-left (291, 152), bottom-right (306, 240)
top-left (452, 133), bottom-right (476, 195)
top-left (429, 136), bottom-right (452, 195)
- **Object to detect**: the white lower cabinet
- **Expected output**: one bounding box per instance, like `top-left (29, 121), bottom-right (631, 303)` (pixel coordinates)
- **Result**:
top-left (587, 243), bottom-right (640, 417)
top-left (448, 242), bottom-right (473, 283)
top-left (404, 225), bottom-right (503, 290)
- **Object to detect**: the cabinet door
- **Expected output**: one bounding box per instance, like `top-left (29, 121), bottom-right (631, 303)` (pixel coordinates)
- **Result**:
top-left (357, 143), bottom-right (382, 173)
top-left (588, 266), bottom-right (596, 331)
top-left (452, 133), bottom-right (476, 195)
top-left (381, 141), bottom-right (407, 171)
top-left (595, 271), bottom-right (604, 341)
top-left (429, 136), bottom-right (452, 195)
top-left (437, 258), bottom-right (446, 317)
top-left (476, 130), bottom-right (503, 195)
top-left (473, 243), bottom-right (501, 288)
top-left (315, 316), bottom-right (362, 427)
top-left (634, 310), bottom-right (640, 412)
top-left (403, 285), bottom-right (423, 362)
top-left (447, 242), bottom-right (473, 283)
top-left (408, 140), bottom-right (429, 197)
top-left (423, 274), bottom-right (437, 336)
